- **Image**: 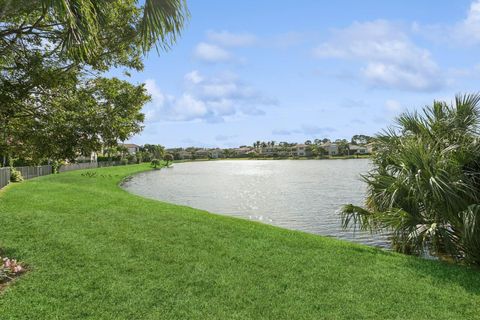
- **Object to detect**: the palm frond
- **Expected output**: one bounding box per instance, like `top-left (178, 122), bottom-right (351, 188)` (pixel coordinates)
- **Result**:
top-left (139, 0), bottom-right (189, 53)
top-left (345, 93), bottom-right (480, 265)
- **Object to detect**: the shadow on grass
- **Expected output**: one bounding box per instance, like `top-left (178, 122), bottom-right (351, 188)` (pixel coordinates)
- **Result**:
top-left (400, 257), bottom-right (480, 294)
top-left (348, 244), bottom-right (480, 295)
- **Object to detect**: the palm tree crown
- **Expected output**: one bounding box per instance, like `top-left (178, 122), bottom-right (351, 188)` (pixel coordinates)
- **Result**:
top-left (342, 93), bottom-right (480, 265)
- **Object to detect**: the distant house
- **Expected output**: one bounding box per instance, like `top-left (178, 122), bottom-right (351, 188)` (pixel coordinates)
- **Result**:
top-left (177, 150), bottom-right (192, 160)
top-left (120, 143), bottom-right (140, 155)
top-left (194, 149), bottom-right (210, 159)
top-left (209, 148), bottom-right (224, 159)
top-left (348, 144), bottom-right (368, 155)
top-left (295, 144), bottom-right (309, 157)
top-left (320, 142), bottom-right (338, 156)
top-left (234, 147), bottom-right (253, 157)
top-left (260, 146), bottom-right (276, 156)
top-left (365, 142), bottom-right (375, 154)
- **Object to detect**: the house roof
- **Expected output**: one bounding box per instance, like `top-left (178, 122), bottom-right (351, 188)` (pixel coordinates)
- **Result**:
top-left (349, 144), bottom-right (367, 150)
top-left (121, 143), bottom-right (140, 148)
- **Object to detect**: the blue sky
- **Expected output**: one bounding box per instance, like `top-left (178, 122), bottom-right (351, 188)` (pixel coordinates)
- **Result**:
top-left (122, 0), bottom-right (480, 148)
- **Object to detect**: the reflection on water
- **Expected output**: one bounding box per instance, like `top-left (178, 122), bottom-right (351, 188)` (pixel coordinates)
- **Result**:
top-left (122, 159), bottom-right (390, 248)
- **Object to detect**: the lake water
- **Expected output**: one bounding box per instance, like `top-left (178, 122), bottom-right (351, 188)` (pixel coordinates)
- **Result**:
top-left (122, 159), bottom-right (389, 248)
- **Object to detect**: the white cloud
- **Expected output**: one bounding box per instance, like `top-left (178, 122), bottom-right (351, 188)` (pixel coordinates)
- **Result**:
top-left (385, 99), bottom-right (403, 113)
top-left (206, 30), bottom-right (257, 47)
top-left (313, 20), bottom-right (444, 91)
top-left (451, 0), bottom-right (480, 45)
top-left (413, 1), bottom-right (480, 46)
top-left (194, 42), bottom-right (231, 62)
top-left (172, 94), bottom-right (208, 120)
top-left (143, 71), bottom-right (276, 123)
top-left (184, 70), bottom-right (203, 84)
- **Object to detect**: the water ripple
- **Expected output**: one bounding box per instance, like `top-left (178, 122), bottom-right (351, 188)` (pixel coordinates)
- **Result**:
top-left (123, 160), bottom-right (390, 248)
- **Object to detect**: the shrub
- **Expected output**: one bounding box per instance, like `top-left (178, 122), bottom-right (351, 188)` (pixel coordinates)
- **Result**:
top-left (151, 158), bottom-right (161, 169)
top-left (10, 168), bottom-right (23, 182)
top-left (127, 154), bottom-right (137, 164)
top-left (120, 158), bottom-right (128, 166)
top-left (142, 153), bottom-right (152, 162)
top-left (136, 152), bottom-right (143, 164)
top-left (164, 153), bottom-right (174, 166)
top-left (341, 93), bottom-right (480, 265)
top-left (51, 160), bottom-right (64, 174)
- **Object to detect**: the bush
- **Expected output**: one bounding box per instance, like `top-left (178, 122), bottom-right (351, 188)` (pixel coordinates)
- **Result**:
top-left (97, 156), bottom-right (121, 162)
top-left (120, 158), bottom-right (128, 166)
top-left (51, 160), bottom-right (64, 174)
top-left (10, 168), bottom-right (23, 182)
top-left (151, 158), bottom-right (161, 169)
top-left (341, 93), bottom-right (480, 265)
top-left (142, 153), bottom-right (152, 162)
top-left (164, 153), bottom-right (174, 166)
top-left (127, 154), bottom-right (137, 164)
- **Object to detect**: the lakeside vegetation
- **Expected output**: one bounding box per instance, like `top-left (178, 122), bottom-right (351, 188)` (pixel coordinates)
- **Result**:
top-left (343, 94), bottom-right (480, 265)
top-left (0, 164), bottom-right (479, 319)
top-left (165, 135), bottom-right (374, 161)
top-left (171, 154), bottom-right (371, 163)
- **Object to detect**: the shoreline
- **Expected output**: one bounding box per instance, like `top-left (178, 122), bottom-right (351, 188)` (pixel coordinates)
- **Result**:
top-left (173, 155), bottom-right (371, 163)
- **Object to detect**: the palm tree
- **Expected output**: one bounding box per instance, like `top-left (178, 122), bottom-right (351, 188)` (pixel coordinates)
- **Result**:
top-left (17, 0), bottom-right (189, 59)
top-left (341, 93), bottom-right (480, 265)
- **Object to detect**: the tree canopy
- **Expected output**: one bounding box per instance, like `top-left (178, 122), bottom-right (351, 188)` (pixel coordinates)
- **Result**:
top-left (0, 0), bottom-right (189, 165)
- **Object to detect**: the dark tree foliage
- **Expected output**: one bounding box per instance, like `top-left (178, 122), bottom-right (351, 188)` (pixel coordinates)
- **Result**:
top-left (0, 0), bottom-right (188, 164)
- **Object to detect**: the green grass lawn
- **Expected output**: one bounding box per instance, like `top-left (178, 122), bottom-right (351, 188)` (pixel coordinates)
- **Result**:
top-left (0, 164), bottom-right (479, 319)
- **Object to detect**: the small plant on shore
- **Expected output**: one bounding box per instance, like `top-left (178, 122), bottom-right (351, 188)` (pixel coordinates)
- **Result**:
top-left (51, 160), bottom-right (62, 174)
top-left (9, 168), bottom-right (23, 182)
top-left (151, 159), bottom-right (161, 169)
top-left (164, 153), bottom-right (174, 166)
top-left (1, 256), bottom-right (25, 284)
top-left (81, 171), bottom-right (98, 178)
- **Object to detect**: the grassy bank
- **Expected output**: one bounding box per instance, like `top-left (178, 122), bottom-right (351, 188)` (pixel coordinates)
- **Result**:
top-left (0, 164), bottom-right (479, 319)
